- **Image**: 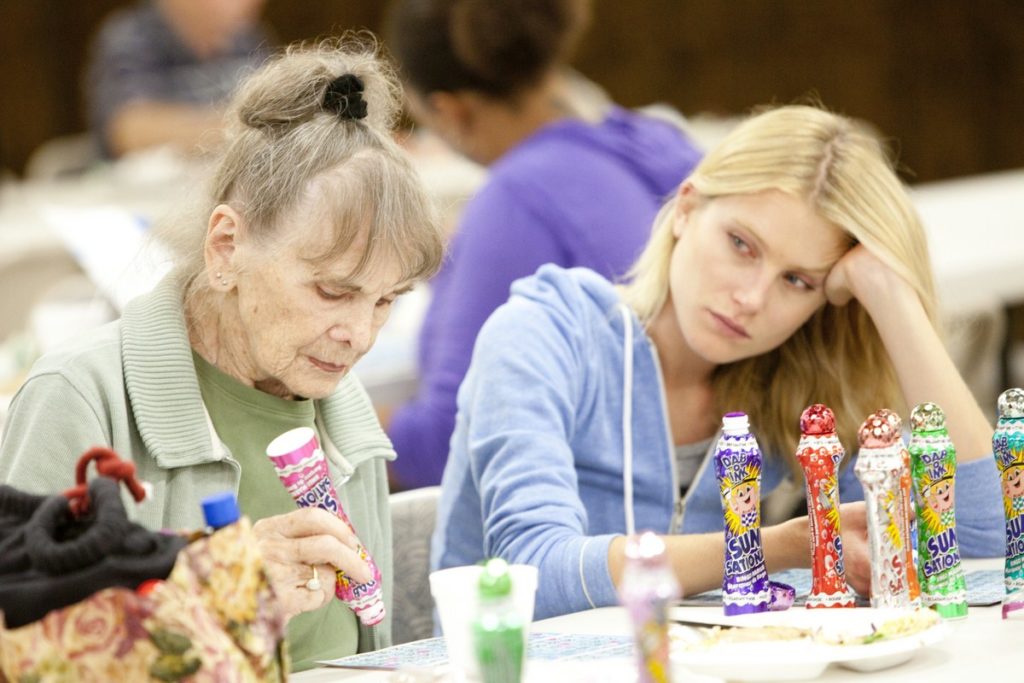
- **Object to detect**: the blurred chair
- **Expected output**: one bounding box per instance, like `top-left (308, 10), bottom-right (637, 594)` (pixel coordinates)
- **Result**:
top-left (0, 242), bottom-right (86, 341)
top-left (24, 134), bottom-right (99, 181)
top-left (1008, 304), bottom-right (1024, 389)
top-left (0, 244), bottom-right (99, 438)
top-left (943, 308), bottom-right (1006, 422)
top-left (389, 485), bottom-right (441, 644)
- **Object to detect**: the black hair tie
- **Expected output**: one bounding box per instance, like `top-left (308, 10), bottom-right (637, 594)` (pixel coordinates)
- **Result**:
top-left (323, 74), bottom-right (368, 120)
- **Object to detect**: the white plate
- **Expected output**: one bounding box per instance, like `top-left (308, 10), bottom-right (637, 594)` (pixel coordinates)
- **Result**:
top-left (670, 607), bottom-right (951, 682)
top-left (520, 658), bottom-right (723, 683)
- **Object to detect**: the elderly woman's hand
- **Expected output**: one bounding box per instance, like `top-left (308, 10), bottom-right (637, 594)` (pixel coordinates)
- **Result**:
top-left (252, 507), bottom-right (372, 621)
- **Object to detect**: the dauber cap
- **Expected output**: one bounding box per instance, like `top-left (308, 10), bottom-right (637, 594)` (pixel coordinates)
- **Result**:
top-left (858, 410), bottom-right (899, 448)
top-left (910, 402), bottom-right (946, 433)
top-left (998, 388), bottom-right (1024, 419)
top-left (800, 403), bottom-right (836, 436)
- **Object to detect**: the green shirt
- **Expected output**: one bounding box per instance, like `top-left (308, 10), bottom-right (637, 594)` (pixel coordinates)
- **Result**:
top-left (193, 351), bottom-right (359, 670)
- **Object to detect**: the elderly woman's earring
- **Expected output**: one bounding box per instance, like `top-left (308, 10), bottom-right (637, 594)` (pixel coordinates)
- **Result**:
top-left (215, 271), bottom-right (229, 287)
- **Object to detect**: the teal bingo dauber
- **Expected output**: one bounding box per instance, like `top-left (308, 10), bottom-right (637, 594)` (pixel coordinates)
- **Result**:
top-left (994, 388), bottom-right (1024, 619)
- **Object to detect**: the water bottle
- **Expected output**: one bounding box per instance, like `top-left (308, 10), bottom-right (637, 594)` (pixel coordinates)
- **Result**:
top-left (201, 491), bottom-right (240, 530)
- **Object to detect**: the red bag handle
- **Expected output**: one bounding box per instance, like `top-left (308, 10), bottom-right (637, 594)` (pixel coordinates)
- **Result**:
top-left (63, 446), bottom-right (149, 517)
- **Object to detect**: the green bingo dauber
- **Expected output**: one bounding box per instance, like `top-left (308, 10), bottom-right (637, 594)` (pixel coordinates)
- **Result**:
top-left (909, 402), bottom-right (968, 619)
top-left (994, 388), bottom-right (1024, 619)
top-left (473, 559), bottom-right (525, 683)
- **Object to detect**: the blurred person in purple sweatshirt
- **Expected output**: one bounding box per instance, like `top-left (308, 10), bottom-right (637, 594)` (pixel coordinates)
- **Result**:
top-left (384, 0), bottom-right (702, 489)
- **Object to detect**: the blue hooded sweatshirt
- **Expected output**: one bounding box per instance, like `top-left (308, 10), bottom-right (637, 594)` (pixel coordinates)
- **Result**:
top-left (388, 107), bottom-right (702, 488)
top-left (432, 265), bottom-right (1005, 620)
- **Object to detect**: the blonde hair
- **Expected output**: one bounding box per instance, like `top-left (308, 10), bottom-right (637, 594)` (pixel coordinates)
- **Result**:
top-left (160, 36), bottom-right (444, 294)
top-left (620, 105), bottom-right (937, 470)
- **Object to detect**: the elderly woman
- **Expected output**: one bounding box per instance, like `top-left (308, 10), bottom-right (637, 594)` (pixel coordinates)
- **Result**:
top-left (0, 40), bottom-right (444, 670)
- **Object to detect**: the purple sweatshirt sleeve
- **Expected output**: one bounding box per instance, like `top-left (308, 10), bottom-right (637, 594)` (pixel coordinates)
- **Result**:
top-left (387, 181), bottom-right (566, 488)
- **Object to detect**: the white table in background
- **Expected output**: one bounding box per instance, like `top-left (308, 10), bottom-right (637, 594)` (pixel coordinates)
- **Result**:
top-left (3, 140), bottom-right (1022, 404)
top-left (0, 143), bottom-right (481, 408)
top-left (911, 169), bottom-right (1024, 315)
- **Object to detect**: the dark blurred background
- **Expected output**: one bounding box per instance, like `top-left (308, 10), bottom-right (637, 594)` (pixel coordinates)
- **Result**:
top-left (2, 0), bottom-right (1023, 181)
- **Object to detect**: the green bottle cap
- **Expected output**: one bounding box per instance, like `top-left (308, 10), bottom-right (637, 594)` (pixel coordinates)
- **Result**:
top-left (910, 402), bottom-right (946, 432)
top-left (478, 558), bottom-right (513, 600)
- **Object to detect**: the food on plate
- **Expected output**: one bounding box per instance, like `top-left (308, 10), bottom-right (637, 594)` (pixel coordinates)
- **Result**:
top-left (676, 609), bottom-right (941, 650)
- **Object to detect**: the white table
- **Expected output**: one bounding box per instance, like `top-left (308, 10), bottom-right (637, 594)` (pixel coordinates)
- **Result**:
top-left (294, 558), bottom-right (1016, 683)
top-left (538, 562), bottom-right (1019, 682)
top-left (911, 169), bottom-right (1024, 390)
top-left (911, 169), bottom-right (1024, 315)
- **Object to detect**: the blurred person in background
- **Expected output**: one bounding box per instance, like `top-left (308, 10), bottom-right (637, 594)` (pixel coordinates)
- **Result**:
top-left (85, 0), bottom-right (272, 158)
top-left (384, 0), bottom-right (703, 489)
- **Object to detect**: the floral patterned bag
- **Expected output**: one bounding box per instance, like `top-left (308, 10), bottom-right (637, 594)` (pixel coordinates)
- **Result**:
top-left (0, 449), bottom-right (289, 682)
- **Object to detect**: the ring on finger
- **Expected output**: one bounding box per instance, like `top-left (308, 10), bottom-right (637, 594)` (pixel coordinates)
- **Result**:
top-left (305, 565), bottom-right (322, 592)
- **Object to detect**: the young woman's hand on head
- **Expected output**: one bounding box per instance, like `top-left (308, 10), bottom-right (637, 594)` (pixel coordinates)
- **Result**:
top-left (824, 243), bottom-right (914, 310)
top-left (252, 507), bottom-right (372, 621)
top-left (826, 239), bottom-right (995, 464)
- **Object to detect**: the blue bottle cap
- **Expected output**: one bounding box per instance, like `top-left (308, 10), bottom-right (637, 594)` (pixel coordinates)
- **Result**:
top-left (201, 492), bottom-right (239, 529)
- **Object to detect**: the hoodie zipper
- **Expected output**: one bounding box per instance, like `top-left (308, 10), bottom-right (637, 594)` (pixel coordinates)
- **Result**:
top-left (646, 343), bottom-right (684, 533)
top-left (646, 342), bottom-right (721, 535)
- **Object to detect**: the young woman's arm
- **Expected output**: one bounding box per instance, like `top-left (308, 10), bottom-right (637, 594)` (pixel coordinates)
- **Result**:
top-left (826, 245), bottom-right (993, 463)
top-left (608, 502), bottom-right (871, 596)
top-left (829, 247), bottom-right (1004, 556)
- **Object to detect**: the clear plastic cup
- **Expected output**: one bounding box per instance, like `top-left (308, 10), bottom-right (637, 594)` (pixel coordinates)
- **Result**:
top-left (428, 563), bottom-right (538, 681)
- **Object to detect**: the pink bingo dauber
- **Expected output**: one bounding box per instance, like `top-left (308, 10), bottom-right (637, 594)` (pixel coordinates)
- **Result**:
top-left (267, 427), bottom-right (385, 626)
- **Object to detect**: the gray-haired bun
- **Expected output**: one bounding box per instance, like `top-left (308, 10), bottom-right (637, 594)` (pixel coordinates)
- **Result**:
top-left (228, 35), bottom-right (401, 136)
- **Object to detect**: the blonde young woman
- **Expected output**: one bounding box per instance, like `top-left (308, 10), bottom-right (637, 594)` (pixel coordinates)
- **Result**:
top-left (432, 105), bottom-right (1004, 620)
top-left (1, 41), bottom-right (444, 669)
